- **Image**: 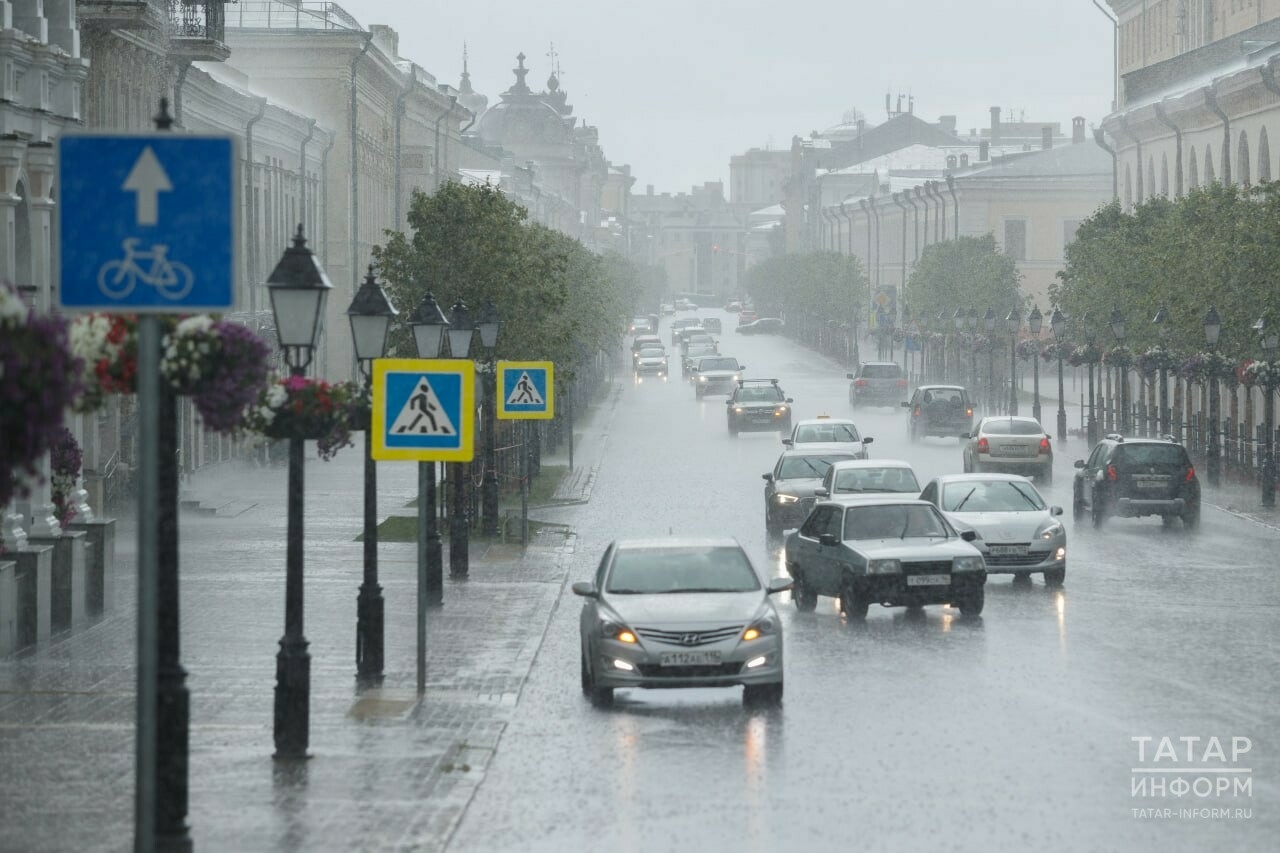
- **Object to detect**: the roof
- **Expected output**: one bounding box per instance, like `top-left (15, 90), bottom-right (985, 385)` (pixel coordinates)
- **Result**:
top-left (829, 458), bottom-right (915, 470)
top-left (958, 143), bottom-right (1112, 180)
top-left (932, 473), bottom-right (1040, 484)
top-left (819, 113), bottom-right (965, 170)
top-left (613, 537), bottom-right (741, 549)
top-left (779, 447), bottom-right (863, 458)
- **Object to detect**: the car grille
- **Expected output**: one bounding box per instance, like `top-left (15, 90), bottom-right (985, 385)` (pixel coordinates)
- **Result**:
top-left (984, 553), bottom-right (1046, 567)
top-left (637, 662), bottom-right (745, 677)
top-left (902, 560), bottom-right (951, 575)
top-left (635, 625), bottom-right (744, 646)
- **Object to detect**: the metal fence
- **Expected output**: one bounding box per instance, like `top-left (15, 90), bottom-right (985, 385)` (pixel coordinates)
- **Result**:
top-left (230, 1), bottom-right (363, 32)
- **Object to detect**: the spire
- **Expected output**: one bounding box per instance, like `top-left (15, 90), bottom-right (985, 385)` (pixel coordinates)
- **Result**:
top-left (509, 52), bottom-right (531, 96)
top-left (546, 41), bottom-right (560, 91)
top-left (459, 42), bottom-right (473, 95)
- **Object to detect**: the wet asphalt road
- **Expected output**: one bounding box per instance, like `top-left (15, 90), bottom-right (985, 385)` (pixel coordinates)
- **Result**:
top-left (449, 310), bottom-right (1279, 853)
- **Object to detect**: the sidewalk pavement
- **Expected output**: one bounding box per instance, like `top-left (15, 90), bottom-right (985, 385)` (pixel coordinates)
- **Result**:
top-left (0, 384), bottom-right (621, 852)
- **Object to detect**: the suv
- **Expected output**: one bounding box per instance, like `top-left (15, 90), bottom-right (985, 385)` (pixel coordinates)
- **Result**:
top-left (847, 361), bottom-right (907, 408)
top-left (701, 317), bottom-right (722, 334)
top-left (726, 379), bottom-right (793, 435)
top-left (670, 316), bottom-right (702, 344)
top-left (1073, 435), bottom-right (1201, 530)
top-left (903, 385), bottom-right (973, 441)
top-left (692, 355), bottom-right (743, 398)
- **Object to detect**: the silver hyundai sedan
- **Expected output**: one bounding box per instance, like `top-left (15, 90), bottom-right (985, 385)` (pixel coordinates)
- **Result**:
top-left (572, 538), bottom-right (791, 708)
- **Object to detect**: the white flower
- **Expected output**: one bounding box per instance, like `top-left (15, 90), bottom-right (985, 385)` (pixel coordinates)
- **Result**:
top-left (175, 315), bottom-right (213, 336)
top-left (266, 384), bottom-right (288, 408)
top-left (0, 287), bottom-right (27, 327)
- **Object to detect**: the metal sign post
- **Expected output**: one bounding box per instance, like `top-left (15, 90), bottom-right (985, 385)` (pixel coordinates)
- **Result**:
top-left (494, 362), bottom-right (555, 543)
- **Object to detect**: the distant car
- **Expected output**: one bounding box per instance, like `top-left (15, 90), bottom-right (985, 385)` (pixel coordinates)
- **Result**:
top-left (681, 343), bottom-right (719, 377)
top-left (1072, 434), bottom-right (1201, 530)
top-left (961, 416), bottom-right (1054, 484)
top-left (632, 346), bottom-right (668, 381)
top-left (701, 317), bottom-right (722, 334)
top-left (804, 458), bottom-right (922, 517)
top-left (726, 379), bottom-right (792, 435)
top-left (691, 356), bottom-right (744, 398)
top-left (680, 331), bottom-right (715, 354)
top-left (763, 448), bottom-right (863, 540)
top-left (735, 318), bottom-right (784, 335)
top-left (725, 301), bottom-right (743, 312)
top-left (783, 499), bottom-right (985, 617)
top-left (629, 316), bottom-right (655, 335)
top-left (919, 474), bottom-right (1066, 586)
top-left (847, 361), bottom-right (907, 408)
top-left (669, 316), bottom-right (702, 344)
top-left (660, 303), bottom-right (676, 315)
top-left (903, 385), bottom-right (974, 441)
top-left (738, 310), bottom-right (759, 326)
top-left (675, 298), bottom-right (697, 311)
top-left (783, 417), bottom-right (873, 458)
top-left (631, 334), bottom-right (662, 362)
top-left (572, 538), bottom-right (791, 707)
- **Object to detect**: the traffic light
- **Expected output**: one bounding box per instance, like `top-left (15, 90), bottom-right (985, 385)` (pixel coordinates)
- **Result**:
top-left (712, 244), bottom-right (719, 255)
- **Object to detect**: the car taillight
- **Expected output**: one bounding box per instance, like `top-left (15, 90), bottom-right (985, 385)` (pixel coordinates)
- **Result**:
top-left (1186, 466), bottom-right (1195, 481)
top-left (965, 407), bottom-right (973, 417)
top-left (896, 379), bottom-right (907, 388)
top-left (1107, 464), bottom-right (1118, 481)
top-left (1038, 437), bottom-right (1050, 454)
top-left (913, 406), bottom-right (921, 417)
top-left (977, 437), bottom-right (989, 454)
top-left (854, 379), bottom-right (868, 388)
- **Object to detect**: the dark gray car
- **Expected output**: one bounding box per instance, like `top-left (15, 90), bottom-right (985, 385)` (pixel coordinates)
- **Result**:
top-left (847, 361), bottom-right (907, 408)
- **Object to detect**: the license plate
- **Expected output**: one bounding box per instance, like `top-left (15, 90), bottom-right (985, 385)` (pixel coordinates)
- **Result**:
top-left (989, 545), bottom-right (1028, 556)
top-left (659, 651), bottom-right (721, 667)
top-left (906, 574), bottom-right (950, 586)
top-left (995, 445), bottom-right (1034, 457)
top-left (1135, 479), bottom-right (1167, 489)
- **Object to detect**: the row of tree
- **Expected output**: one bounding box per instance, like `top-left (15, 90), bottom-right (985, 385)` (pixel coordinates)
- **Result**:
top-left (373, 183), bottom-right (660, 375)
top-left (742, 252), bottom-right (868, 324)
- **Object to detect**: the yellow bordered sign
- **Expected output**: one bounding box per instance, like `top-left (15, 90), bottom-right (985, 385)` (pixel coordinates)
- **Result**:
top-left (371, 358), bottom-right (474, 461)
top-left (496, 361), bottom-right (554, 420)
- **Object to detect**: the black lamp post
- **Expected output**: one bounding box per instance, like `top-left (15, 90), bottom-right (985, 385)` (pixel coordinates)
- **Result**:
top-left (1081, 311), bottom-right (1099, 445)
top-left (267, 225), bottom-right (332, 759)
top-left (477, 300), bottom-right (502, 536)
top-left (1204, 305), bottom-right (1222, 487)
top-left (967, 307), bottom-right (979, 399)
top-left (936, 310), bottom-right (947, 381)
top-left (409, 293), bottom-right (449, 608)
top-left (1110, 305), bottom-right (1128, 434)
top-left (953, 308), bottom-right (966, 386)
top-left (901, 306), bottom-right (912, 376)
top-left (1051, 307), bottom-right (1068, 444)
top-left (446, 300), bottom-right (475, 578)
top-left (1028, 306), bottom-right (1043, 424)
top-left (349, 266), bottom-right (398, 685)
top-left (1006, 306), bottom-right (1021, 416)
top-left (984, 308), bottom-right (997, 413)
top-left (1256, 317), bottom-right (1278, 508)
top-left (1153, 306), bottom-right (1171, 435)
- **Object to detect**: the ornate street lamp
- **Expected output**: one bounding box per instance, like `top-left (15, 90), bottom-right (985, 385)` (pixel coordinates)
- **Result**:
top-left (1255, 317), bottom-right (1279, 508)
top-left (953, 308), bottom-right (966, 386)
top-left (1051, 307), bottom-right (1068, 444)
top-left (446, 300), bottom-right (475, 578)
top-left (266, 224), bottom-right (332, 759)
top-left (1082, 311), bottom-right (1098, 445)
top-left (476, 300), bottom-right (502, 536)
top-left (901, 306), bottom-right (912, 375)
top-left (409, 293), bottom-right (449, 612)
top-left (1028, 306), bottom-right (1043, 424)
top-left (1204, 305), bottom-right (1222, 487)
top-left (967, 307), bottom-right (979, 400)
top-left (1006, 306), bottom-right (1021, 416)
top-left (348, 266), bottom-right (398, 685)
top-left (1153, 305), bottom-right (1171, 435)
top-left (1110, 305), bottom-right (1128, 435)
top-left (984, 308), bottom-right (997, 413)
top-left (936, 310), bottom-right (947, 381)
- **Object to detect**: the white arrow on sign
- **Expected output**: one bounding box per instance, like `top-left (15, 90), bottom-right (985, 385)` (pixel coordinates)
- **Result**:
top-left (122, 146), bottom-right (172, 226)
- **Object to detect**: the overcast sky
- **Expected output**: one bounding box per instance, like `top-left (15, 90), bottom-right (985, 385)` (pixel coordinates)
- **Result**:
top-left (358, 0), bottom-right (1116, 195)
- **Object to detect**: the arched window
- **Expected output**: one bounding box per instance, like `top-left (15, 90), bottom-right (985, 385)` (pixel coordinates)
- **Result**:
top-left (1259, 126), bottom-right (1272, 183)
top-left (1124, 164), bottom-right (1133, 208)
top-left (1204, 144), bottom-right (1216, 184)
top-left (1189, 145), bottom-right (1199, 190)
top-left (1238, 130), bottom-right (1251, 187)
top-left (1160, 153), bottom-right (1170, 196)
top-left (1147, 157), bottom-right (1156, 199)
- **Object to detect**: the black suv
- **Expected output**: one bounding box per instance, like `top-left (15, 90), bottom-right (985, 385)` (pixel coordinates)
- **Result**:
top-left (847, 361), bottom-right (907, 407)
top-left (1073, 435), bottom-right (1201, 530)
top-left (903, 385), bottom-right (974, 441)
top-left (726, 379), bottom-right (793, 435)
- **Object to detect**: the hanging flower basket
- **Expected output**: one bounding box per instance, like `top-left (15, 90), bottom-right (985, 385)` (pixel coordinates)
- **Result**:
top-left (243, 375), bottom-right (361, 461)
top-left (1039, 341), bottom-right (1067, 362)
top-left (1242, 359), bottom-right (1280, 388)
top-left (1068, 342), bottom-right (1102, 366)
top-left (50, 427), bottom-right (83, 528)
top-left (0, 282), bottom-right (85, 508)
top-left (162, 316), bottom-right (273, 433)
top-left (1015, 339), bottom-right (1042, 361)
top-left (1135, 345), bottom-right (1179, 376)
top-left (70, 313), bottom-right (138, 413)
top-left (1103, 345), bottom-right (1134, 369)
top-left (1179, 351), bottom-right (1238, 385)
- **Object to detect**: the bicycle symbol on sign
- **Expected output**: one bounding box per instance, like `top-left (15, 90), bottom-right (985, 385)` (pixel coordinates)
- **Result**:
top-left (97, 238), bottom-right (195, 300)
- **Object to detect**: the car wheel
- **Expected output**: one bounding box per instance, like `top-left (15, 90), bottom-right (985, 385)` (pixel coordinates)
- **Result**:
top-left (1072, 487), bottom-right (1085, 522)
top-left (587, 658), bottom-right (614, 708)
top-left (1161, 513), bottom-right (1176, 529)
top-left (839, 586), bottom-right (869, 620)
top-left (907, 424), bottom-right (918, 444)
top-left (743, 681), bottom-right (783, 707)
top-left (1182, 506), bottom-right (1200, 531)
top-left (1043, 567), bottom-right (1065, 586)
top-left (728, 423), bottom-right (739, 437)
top-left (850, 394), bottom-right (859, 409)
top-left (1091, 495), bottom-right (1107, 529)
top-left (792, 578), bottom-right (818, 612)
top-left (1040, 466), bottom-right (1053, 486)
top-left (962, 453), bottom-right (972, 473)
top-left (957, 589), bottom-right (985, 616)
top-left (580, 650), bottom-right (591, 695)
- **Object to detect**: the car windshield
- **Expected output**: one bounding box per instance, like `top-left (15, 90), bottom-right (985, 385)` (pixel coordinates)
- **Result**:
top-left (859, 364), bottom-right (901, 379)
top-left (779, 454), bottom-right (855, 479)
top-left (843, 504), bottom-right (948, 540)
top-left (920, 389), bottom-right (967, 406)
top-left (981, 419), bottom-right (1044, 436)
top-left (737, 386), bottom-right (783, 402)
top-left (605, 546), bottom-right (761, 594)
top-left (941, 479), bottom-right (1046, 512)
top-left (1116, 445), bottom-right (1189, 467)
top-left (686, 345), bottom-right (716, 356)
top-left (833, 467), bottom-right (919, 493)
top-left (638, 347), bottom-right (664, 357)
top-left (698, 358), bottom-right (738, 370)
top-left (794, 423), bottom-right (861, 443)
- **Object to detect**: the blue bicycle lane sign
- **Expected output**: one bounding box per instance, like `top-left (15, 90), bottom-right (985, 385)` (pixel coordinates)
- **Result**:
top-left (55, 133), bottom-right (239, 312)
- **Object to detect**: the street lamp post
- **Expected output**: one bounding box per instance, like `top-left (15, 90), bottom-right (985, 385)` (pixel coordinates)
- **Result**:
top-left (1110, 305), bottom-right (1128, 434)
top-left (1204, 306), bottom-right (1222, 487)
top-left (267, 225), bottom-right (331, 759)
top-left (349, 267), bottom-right (398, 686)
top-left (1051, 308), bottom-right (1068, 444)
top-left (901, 306), bottom-right (912, 377)
top-left (984, 308), bottom-right (997, 413)
top-left (953, 308), bottom-right (966, 387)
top-left (967, 307), bottom-right (979, 399)
top-left (1153, 306), bottom-right (1171, 435)
top-left (408, 293), bottom-right (449, 610)
top-left (936, 310), bottom-right (947, 381)
top-left (1006, 307), bottom-right (1021, 416)
top-left (1083, 311), bottom-right (1098, 445)
top-left (446, 300), bottom-right (475, 578)
top-left (476, 301), bottom-right (502, 536)
top-left (1028, 306), bottom-right (1043, 424)
top-left (1256, 318), bottom-right (1278, 508)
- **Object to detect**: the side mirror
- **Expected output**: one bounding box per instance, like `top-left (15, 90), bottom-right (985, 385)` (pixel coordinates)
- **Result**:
top-left (900, 401), bottom-right (911, 408)
top-left (1045, 434), bottom-right (1053, 440)
top-left (781, 438), bottom-right (794, 446)
top-left (815, 487), bottom-right (830, 497)
top-left (785, 397), bottom-right (794, 404)
top-left (738, 364), bottom-right (746, 370)
top-left (960, 530), bottom-right (977, 542)
top-left (818, 533), bottom-right (840, 547)
top-left (1050, 506), bottom-right (1064, 516)
top-left (862, 437), bottom-right (874, 445)
top-left (571, 581), bottom-right (598, 598)
top-left (959, 433), bottom-right (972, 440)
top-left (725, 399), bottom-right (734, 406)
top-left (767, 576), bottom-right (794, 595)
top-left (846, 373), bottom-right (855, 380)
top-left (1073, 460), bottom-right (1086, 469)
top-left (762, 473), bottom-right (773, 482)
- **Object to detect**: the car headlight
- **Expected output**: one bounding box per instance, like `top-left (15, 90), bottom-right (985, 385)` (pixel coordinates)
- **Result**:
top-left (732, 374), bottom-right (741, 381)
top-left (952, 556), bottom-right (985, 573)
top-left (734, 407), bottom-right (744, 413)
top-left (773, 494), bottom-right (799, 505)
top-left (1037, 521), bottom-right (1064, 540)
top-left (699, 375), bottom-right (707, 382)
top-left (775, 405), bottom-right (789, 414)
top-left (866, 558), bottom-right (901, 575)
top-left (600, 618), bottom-right (637, 644)
top-left (742, 616), bottom-right (778, 641)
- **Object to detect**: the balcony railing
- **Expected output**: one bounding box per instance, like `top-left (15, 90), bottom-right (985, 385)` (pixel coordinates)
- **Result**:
top-left (229, 1), bottom-right (363, 32)
top-left (168, 0), bottom-right (231, 62)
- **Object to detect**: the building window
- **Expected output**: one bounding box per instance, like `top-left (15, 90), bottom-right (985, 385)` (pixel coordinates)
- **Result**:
top-left (1003, 219), bottom-right (1027, 261)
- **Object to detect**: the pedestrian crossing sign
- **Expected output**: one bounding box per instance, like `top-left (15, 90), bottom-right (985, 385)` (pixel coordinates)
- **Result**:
top-left (371, 358), bottom-right (474, 461)
top-left (496, 361), bottom-right (554, 420)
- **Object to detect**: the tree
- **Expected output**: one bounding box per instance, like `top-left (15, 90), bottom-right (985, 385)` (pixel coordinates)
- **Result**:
top-left (744, 252), bottom-right (867, 323)
top-left (907, 235), bottom-right (1022, 320)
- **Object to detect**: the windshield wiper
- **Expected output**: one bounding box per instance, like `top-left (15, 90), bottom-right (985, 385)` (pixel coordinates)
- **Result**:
top-left (663, 587), bottom-right (745, 594)
top-left (607, 589), bottom-right (645, 594)
top-left (953, 487), bottom-right (977, 512)
top-left (1008, 483), bottom-right (1042, 510)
